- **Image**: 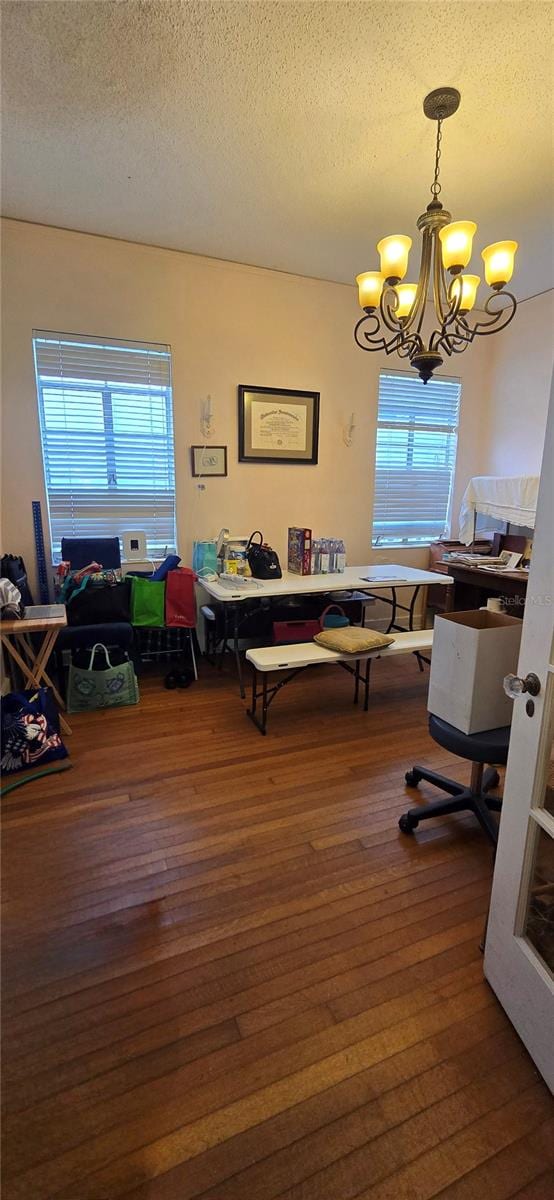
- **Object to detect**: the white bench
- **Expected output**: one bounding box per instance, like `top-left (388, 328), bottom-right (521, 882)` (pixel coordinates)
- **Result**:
top-left (245, 629), bottom-right (433, 734)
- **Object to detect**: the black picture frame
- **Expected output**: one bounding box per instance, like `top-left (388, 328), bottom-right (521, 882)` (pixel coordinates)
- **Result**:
top-left (190, 445), bottom-right (228, 477)
top-left (238, 385), bottom-right (320, 464)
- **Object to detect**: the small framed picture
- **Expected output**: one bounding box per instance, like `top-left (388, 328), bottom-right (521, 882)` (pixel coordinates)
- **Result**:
top-left (190, 445), bottom-right (228, 477)
top-left (238, 385), bottom-right (320, 464)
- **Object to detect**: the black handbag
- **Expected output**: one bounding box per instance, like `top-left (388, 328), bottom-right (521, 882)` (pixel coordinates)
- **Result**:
top-left (246, 531), bottom-right (282, 580)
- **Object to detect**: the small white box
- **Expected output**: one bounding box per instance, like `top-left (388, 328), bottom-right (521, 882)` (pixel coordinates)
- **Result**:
top-left (428, 610), bottom-right (522, 735)
top-left (122, 531), bottom-right (147, 561)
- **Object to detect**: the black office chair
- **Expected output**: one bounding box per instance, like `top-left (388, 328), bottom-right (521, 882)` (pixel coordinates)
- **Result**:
top-left (56, 536), bottom-right (137, 697)
top-left (399, 714), bottom-right (510, 845)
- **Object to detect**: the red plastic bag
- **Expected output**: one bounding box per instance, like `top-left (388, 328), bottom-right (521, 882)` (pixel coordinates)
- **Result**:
top-left (165, 568), bottom-right (197, 628)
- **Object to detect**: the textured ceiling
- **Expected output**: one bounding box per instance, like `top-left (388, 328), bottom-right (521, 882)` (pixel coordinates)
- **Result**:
top-left (2, 1), bottom-right (553, 299)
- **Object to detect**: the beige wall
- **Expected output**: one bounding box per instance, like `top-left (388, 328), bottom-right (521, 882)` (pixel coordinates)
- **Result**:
top-left (1, 218), bottom-right (495, 595)
top-left (482, 290), bottom-right (553, 479)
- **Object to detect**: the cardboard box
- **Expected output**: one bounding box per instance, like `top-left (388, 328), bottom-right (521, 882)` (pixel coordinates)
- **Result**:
top-left (428, 610), bottom-right (522, 735)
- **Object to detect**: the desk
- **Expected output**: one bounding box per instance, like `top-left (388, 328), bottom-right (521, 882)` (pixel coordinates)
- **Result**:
top-left (199, 564), bottom-right (453, 697)
top-left (441, 562), bottom-right (528, 615)
top-left (0, 605), bottom-right (71, 735)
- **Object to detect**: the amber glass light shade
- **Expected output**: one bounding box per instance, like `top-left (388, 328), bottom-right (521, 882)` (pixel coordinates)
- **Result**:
top-left (439, 221), bottom-right (477, 272)
top-left (481, 241), bottom-right (518, 288)
top-left (395, 283), bottom-right (418, 318)
top-left (356, 271), bottom-right (384, 309)
top-left (458, 274), bottom-right (480, 313)
top-left (377, 235), bottom-right (412, 282)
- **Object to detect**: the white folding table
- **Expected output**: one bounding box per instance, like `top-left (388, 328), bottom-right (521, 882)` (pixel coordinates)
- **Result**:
top-left (198, 564), bottom-right (453, 697)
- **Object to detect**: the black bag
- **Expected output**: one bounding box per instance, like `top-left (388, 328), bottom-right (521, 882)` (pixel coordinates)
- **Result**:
top-left (246, 531), bottom-right (282, 580)
top-left (67, 580), bottom-right (132, 626)
top-left (0, 555), bottom-right (34, 607)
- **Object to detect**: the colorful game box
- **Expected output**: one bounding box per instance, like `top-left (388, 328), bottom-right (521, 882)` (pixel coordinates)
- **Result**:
top-left (288, 527), bottom-right (312, 575)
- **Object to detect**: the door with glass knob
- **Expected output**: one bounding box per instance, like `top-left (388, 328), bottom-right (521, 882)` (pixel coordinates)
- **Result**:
top-left (484, 379), bottom-right (554, 1091)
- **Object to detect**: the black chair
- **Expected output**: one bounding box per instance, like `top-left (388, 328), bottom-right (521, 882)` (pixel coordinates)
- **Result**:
top-left (399, 715), bottom-right (510, 845)
top-left (56, 537), bottom-right (136, 697)
top-left (61, 537), bottom-right (122, 570)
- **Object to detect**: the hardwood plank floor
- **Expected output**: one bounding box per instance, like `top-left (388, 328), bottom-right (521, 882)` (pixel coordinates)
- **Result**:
top-left (2, 656), bottom-right (553, 1199)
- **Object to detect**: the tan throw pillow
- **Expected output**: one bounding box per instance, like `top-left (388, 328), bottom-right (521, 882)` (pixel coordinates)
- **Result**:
top-left (314, 626), bottom-right (395, 653)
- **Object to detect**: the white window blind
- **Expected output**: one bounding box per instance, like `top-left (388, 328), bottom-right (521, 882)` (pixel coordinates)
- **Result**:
top-left (372, 371), bottom-right (461, 547)
top-left (33, 332), bottom-right (176, 561)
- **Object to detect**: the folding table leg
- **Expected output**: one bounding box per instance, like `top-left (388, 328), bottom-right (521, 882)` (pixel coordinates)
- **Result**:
top-left (232, 606), bottom-right (245, 699)
top-left (188, 629), bottom-right (198, 680)
top-left (364, 657), bottom-right (372, 711)
top-left (3, 630), bottom-right (72, 735)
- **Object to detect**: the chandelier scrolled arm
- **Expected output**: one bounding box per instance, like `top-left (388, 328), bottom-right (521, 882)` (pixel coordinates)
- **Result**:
top-left (462, 289), bottom-right (518, 338)
top-left (431, 289), bottom-right (518, 359)
top-left (353, 86), bottom-right (519, 383)
top-left (353, 311), bottom-right (402, 356)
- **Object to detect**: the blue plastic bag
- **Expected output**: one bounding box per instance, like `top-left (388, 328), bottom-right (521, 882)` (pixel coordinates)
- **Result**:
top-left (192, 540), bottom-right (218, 576)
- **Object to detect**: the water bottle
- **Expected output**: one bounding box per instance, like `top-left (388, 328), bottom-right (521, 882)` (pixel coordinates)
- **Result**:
top-left (336, 539), bottom-right (346, 573)
top-left (319, 538), bottom-right (330, 574)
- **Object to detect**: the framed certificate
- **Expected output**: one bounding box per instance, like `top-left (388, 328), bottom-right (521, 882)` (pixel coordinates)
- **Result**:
top-left (238, 385), bottom-right (320, 464)
top-left (190, 445), bottom-right (228, 476)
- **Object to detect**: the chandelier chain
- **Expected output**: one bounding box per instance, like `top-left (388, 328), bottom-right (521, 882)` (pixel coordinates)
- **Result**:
top-left (431, 118), bottom-right (443, 197)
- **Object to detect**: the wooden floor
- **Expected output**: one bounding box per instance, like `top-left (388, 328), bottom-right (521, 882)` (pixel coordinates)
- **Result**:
top-left (2, 655), bottom-right (553, 1199)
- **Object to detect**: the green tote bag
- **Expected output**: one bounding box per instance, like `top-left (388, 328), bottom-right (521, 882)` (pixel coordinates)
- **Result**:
top-left (67, 644), bottom-right (139, 713)
top-left (131, 576), bottom-right (165, 627)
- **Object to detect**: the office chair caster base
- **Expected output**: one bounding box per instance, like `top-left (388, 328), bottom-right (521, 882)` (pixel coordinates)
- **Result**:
top-left (405, 769), bottom-right (421, 787)
top-left (399, 813), bottom-right (418, 834)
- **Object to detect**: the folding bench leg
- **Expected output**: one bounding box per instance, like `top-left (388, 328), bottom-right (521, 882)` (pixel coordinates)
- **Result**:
top-left (247, 668), bottom-right (269, 735)
top-left (363, 657), bottom-right (372, 711)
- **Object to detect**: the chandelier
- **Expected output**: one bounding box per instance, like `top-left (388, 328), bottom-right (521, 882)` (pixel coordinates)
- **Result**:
top-left (354, 87), bottom-right (518, 384)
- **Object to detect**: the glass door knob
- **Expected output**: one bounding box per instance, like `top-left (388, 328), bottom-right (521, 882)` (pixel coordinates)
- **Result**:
top-left (503, 672), bottom-right (541, 699)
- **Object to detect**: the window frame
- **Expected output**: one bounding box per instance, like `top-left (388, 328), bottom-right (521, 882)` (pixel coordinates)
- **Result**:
top-left (33, 332), bottom-right (177, 562)
top-left (371, 368), bottom-right (461, 550)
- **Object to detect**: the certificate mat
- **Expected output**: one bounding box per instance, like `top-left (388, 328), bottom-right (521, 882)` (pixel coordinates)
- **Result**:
top-left (239, 387), bottom-right (319, 463)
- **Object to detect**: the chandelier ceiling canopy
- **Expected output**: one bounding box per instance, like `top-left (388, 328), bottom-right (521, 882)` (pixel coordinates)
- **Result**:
top-left (354, 87), bottom-right (518, 384)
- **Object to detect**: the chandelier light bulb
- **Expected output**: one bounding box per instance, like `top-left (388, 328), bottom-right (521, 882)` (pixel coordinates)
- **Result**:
top-left (377, 235), bottom-right (412, 283)
top-left (481, 241), bottom-right (518, 288)
top-left (356, 270), bottom-right (384, 310)
top-left (457, 274), bottom-right (480, 313)
top-left (395, 283), bottom-right (418, 319)
top-left (439, 221), bottom-right (477, 272)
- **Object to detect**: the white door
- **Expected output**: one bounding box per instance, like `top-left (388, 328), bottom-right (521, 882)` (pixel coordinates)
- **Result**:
top-left (484, 376), bottom-right (554, 1090)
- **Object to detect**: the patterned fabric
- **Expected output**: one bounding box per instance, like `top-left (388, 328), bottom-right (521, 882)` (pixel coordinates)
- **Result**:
top-left (136, 626), bottom-right (189, 662)
top-left (1, 689), bottom-right (68, 775)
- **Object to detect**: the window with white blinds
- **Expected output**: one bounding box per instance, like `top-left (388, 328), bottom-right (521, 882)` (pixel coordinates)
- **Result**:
top-left (372, 371), bottom-right (461, 547)
top-left (33, 332), bottom-right (176, 561)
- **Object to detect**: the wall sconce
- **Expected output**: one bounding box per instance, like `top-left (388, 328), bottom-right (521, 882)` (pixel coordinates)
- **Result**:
top-left (343, 411), bottom-right (356, 446)
top-left (200, 394), bottom-right (214, 440)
